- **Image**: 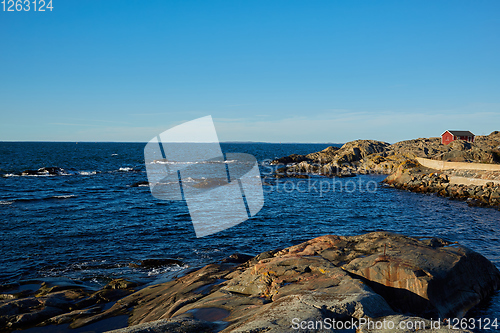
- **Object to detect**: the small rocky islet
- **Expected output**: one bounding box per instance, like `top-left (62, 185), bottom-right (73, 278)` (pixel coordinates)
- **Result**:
top-left (1, 232), bottom-right (499, 332)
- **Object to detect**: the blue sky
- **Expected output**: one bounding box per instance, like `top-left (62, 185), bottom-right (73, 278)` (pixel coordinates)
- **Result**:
top-left (1, 0), bottom-right (499, 143)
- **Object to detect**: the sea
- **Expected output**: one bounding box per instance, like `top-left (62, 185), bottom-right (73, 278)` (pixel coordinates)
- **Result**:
top-left (1, 142), bottom-right (499, 331)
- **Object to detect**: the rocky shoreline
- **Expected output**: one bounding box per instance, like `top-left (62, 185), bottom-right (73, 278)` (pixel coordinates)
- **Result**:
top-left (269, 131), bottom-right (500, 209)
top-left (383, 161), bottom-right (500, 209)
top-left (1, 232), bottom-right (499, 332)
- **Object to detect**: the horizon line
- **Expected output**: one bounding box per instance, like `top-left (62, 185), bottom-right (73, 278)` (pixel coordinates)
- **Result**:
top-left (0, 140), bottom-right (346, 144)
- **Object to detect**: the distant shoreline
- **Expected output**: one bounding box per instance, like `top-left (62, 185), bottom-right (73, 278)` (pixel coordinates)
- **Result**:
top-left (0, 141), bottom-right (346, 144)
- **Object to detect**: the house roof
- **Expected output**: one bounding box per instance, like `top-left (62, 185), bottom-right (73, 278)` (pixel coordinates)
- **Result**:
top-left (442, 130), bottom-right (475, 137)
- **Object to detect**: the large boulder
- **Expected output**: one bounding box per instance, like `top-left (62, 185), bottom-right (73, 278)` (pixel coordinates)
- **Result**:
top-left (342, 233), bottom-right (500, 318)
top-left (101, 232), bottom-right (498, 333)
top-left (305, 146), bottom-right (340, 163)
top-left (438, 140), bottom-right (496, 163)
top-left (334, 140), bottom-right (390, 165)
top-left (388, 137), bottom-right (446, 159)
top-left (475, 130), bottom-right (500, 149)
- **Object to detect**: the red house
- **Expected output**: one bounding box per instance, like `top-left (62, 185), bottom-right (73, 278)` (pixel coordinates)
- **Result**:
top-left (441, 130), bottom-right (475, 145)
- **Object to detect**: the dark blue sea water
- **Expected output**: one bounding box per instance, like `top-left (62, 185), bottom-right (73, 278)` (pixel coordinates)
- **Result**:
top-left (1, 142), bottom-right (499, 327)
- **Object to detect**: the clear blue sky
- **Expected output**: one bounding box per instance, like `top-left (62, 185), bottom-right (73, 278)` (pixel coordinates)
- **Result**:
top-left (1, 0), bottom-right (499, 143)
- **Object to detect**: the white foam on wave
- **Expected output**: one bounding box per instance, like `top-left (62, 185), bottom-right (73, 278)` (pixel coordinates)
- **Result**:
top-left (52, 195), bottom-right (78, 199)
top-left (111, 154), bottom-right (119, 156)
top-left (154, 181), bottom-right (180, 186)
top-left (21, 170), bottom-right (74, 176)
top-left (150, 161), bottom-right (196, 165)
top-left (182, 177), bottom-right (196, 183)
top-left (78, 171), bottom-right (97, 176)
top-left (119, 167), bottom-right (134, 172)
top-left (193, 248), bottom-right (221, 255)
top-left (150, 160), bottom-right (238, 165)
top-left (146, 264), bottom-right (189, 276)
top-left (0, 195), bottom-right (77, 204)
top-left (5, 171), bottom-right (94, 177)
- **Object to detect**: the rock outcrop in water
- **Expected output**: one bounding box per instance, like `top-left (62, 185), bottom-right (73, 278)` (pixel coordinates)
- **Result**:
top-left (5, 232), bottom-right (496, 332)
top-left (270, 132), bottom-right (500, 208)
top-left (0, 278), bottom-right (137, 331)
top-left (20, 167), bottom-right (70, 176)
top-left (272, 140), bottom-right (392, 176)
top-left (271, 131), bottom-right (500, 177)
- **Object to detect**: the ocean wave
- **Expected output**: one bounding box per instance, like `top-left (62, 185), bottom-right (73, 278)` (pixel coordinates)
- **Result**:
top-left (150, 160), bottom-right (239, 165)
top-left (52, 195), bottom-right (78, 199)
top-left (2, 167), bottom-right (78, 177)
top-left (150, 177), bottom-right (204, 185)
top-left (148, 181), bottom-right (177, 186)
top-left (146, 264), bottom-right (188, 276)
top-left (130, 181), bottom-right (150, 187)
top-left (22, 167), bottom-right (74, 176)
top-left (78, 171), bottom-right (97, 176)
top-left (117, 167), bottom-right (143, 172)
top-left (193, 248), bottom-right (221, 255)
top-left (1, 195), bottom-right (78, 204)
top-left (20, 173), bottom-right (56, 177)
top-left (2, 174), bottom-right (19, 177)
top-left (3, 169), bottom-right (98, 177)
top-left (150, 161), bottom-right (196, 165)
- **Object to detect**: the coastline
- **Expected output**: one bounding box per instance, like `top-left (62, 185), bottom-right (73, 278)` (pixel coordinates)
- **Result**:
top-left (384, 161), bottom-right (500, 209)
top-left (269, 131), bottom-right (500, 209)
top-left (2, 139), bottom-right (500, 332)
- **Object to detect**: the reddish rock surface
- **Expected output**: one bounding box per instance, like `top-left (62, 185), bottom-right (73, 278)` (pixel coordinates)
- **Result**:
top-left (2, 232), bottom-right (498, 333)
